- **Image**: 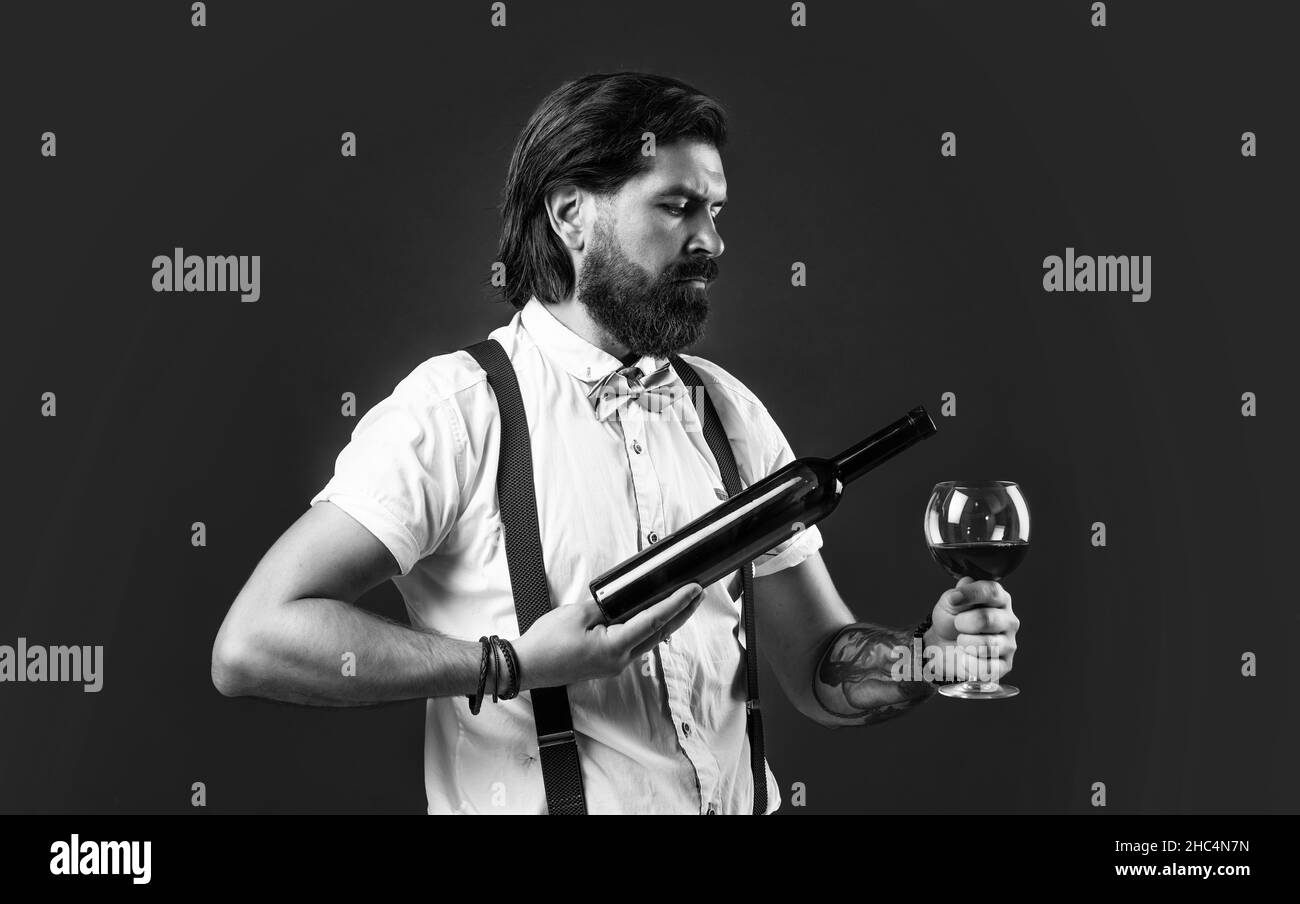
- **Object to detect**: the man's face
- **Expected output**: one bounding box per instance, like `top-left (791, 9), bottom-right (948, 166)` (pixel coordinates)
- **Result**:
top-left (575, 139), bottom-right (726, 359)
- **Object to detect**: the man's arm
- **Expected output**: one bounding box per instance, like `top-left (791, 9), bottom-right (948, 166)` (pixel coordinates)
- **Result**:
top-left (754, 552), bottom-right (936, 729)
top-left (212, 501), bottom-right (711, 706)
top-left (211, 501), bottom-right (486, 706)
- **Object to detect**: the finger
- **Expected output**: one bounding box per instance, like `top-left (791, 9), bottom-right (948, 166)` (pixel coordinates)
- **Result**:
top-left (658, 584), bottom-right (708, 639)
top-left (936, 587), bottom-right (967, 615)
top-left (629, 636), bottom-right (660, 660)
top-left (577, 599), bottom-right (610, 628)
top-left (953, 607), bottom-right (1019, 635)
top-left (948, 580), bottom-right (1011, 611)
top-left (629, 587), bottom-right (707, 658)
top-left (954, 647), bottom-right (1008, 683)
top-left (955, 633), bottom-right (1016, 657)
top-left (618, 583), bottom-right (703, 649)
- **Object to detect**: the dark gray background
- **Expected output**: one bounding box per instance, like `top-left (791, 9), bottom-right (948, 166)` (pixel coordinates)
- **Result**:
top-left (2, 0), bottom-right (1296, 814)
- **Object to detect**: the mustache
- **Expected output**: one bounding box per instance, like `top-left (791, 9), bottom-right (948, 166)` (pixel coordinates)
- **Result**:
top-left (670, 259), bottom-right (719, 282)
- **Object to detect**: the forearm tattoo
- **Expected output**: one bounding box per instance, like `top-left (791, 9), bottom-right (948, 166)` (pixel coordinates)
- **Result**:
top-left (813, 624), bottom-right (936, 726)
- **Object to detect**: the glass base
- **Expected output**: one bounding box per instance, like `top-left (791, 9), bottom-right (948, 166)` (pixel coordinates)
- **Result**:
top-left (938, 681), bottom-right (1020, 700)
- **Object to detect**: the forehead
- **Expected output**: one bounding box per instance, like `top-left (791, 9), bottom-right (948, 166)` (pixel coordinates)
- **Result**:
top-left (628, 140), bottom-right (727, 198)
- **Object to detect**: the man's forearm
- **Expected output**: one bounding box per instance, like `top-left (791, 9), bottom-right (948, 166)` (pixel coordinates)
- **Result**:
top-left (212, 595), bottom-right (484, 707)
top-left (810, 622), bottom-right (936, 727)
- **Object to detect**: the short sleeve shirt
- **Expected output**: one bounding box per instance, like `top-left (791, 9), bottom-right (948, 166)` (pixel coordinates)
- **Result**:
top-left (310, 296), bottom-right (823, 814)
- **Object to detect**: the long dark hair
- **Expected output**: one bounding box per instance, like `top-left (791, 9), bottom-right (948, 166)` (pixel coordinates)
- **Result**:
top-left (495, 71), bottom-right (728, 310)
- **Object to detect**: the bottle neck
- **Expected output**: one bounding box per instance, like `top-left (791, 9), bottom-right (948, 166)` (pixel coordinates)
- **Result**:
top-left (832, 407), bottom-right (937, 485)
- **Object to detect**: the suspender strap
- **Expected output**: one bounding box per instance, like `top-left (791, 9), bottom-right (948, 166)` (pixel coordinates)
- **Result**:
top-left (669, 354), bottom-right (769, 816)
top-left (463, 339), bottom-right (588, 815)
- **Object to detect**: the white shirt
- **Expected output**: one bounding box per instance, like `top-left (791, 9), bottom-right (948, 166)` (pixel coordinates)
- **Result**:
top-left (309, 296), bottom-right (823, 814)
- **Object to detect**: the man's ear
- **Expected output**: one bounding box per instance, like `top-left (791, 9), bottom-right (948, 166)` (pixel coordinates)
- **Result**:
top-left (544, 185), bottom-right (590, 253)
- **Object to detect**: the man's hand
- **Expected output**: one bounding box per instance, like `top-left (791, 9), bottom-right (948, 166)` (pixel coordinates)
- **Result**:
top-left (511, 583), bottom-right (705, 692)
top-left (925, 576), bottom-right (1020, 682)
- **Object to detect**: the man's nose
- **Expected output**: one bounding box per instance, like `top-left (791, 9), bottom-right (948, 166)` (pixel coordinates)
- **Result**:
top-left (687, 216), bottom-right (724, 259)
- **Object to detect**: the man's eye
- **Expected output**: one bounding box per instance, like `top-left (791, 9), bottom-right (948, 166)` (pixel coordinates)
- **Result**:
top-left (662, 205), bottom-right (723, 219)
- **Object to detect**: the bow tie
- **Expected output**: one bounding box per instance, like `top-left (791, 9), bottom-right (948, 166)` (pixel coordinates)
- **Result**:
top-left (587, 362), bottom-right (687, 422)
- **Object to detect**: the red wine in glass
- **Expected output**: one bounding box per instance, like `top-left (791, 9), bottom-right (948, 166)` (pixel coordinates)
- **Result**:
top-left (928, 540), bottom-right (1029, 582)
top-left (923, 480), bottom-right (1030, 700)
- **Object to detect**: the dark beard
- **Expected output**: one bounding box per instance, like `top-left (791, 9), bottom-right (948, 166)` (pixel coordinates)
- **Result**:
top-left (575, 219), bottom-right (716, 359)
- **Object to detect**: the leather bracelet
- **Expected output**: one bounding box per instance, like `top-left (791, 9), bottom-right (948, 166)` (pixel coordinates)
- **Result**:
top-left (496, 637), bottom-right (520, 700)
top-left (489, 635), bottom-right (502, 704)
top-left (489, 635), bottom-right (504, 700)
top-left (469, 636), bottom-right (491, 714)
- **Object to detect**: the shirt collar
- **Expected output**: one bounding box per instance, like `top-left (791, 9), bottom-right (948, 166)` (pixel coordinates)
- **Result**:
top-left (520, 295), bottom-right (668, 384)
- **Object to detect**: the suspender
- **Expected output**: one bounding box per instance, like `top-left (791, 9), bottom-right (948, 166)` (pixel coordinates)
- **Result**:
top-left (463, 339), bottom-right (767, 816)
top-left (669, 354), bottom-right (768, 817)
top-left (463, 340), bottom-right (587, 815)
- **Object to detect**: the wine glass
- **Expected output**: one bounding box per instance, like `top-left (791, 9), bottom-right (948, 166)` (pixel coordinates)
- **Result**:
top-left (923, 480), bottom-right (1030, 700)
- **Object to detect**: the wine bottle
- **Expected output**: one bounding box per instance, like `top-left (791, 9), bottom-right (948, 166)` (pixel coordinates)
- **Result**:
top-left (589, 405), bottom-right (938, 624)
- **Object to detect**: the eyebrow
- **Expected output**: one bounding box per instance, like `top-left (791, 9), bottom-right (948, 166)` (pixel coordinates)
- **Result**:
top-left (655, 184), bottom-right (727, 206)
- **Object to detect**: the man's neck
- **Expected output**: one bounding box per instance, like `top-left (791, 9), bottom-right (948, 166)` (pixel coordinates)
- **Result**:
top-left (545, 296), bottom-right (631, 360)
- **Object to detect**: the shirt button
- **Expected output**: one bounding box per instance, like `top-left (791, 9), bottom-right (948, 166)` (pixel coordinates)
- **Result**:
top-left (647, 531), bottom-right (658, 544)
top-left (632, 440), bottom-right (642, 454)
top-left (682, 722), bottom-right (692, 737)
